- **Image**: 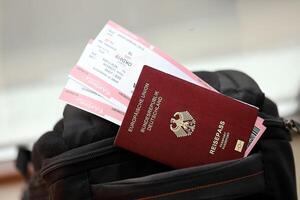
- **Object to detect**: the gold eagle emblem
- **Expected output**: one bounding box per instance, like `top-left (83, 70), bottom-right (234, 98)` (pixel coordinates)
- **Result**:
top-left (170, 111), bottom-right (196, 138)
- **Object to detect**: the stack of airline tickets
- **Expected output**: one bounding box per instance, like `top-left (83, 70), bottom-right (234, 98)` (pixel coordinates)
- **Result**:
top-left (59, 20), bottom-right (265, 157)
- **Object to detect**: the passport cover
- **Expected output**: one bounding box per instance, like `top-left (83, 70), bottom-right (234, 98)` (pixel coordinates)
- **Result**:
top-left (114, 66), bottom-right (258, 168)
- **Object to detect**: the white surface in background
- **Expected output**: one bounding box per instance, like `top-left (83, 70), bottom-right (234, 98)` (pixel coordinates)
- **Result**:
top-left (0, 147), bottom-right (18, 163)
top-left (187, 47), bottom-right (300, 99)
top-left (186, 47), bottom-right (300, 115)
top-left (0, 85), bottom-right (65, 147)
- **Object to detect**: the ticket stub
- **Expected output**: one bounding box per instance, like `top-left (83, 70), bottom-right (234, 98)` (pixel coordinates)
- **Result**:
top-left (244, 117), bottom-right (266, 157)
top-left (68, 41), bottom-right (127, 112)
top-left (70, 20), bottom-right (213, 109)
top-left (59, 78), bottom-right (125, 125)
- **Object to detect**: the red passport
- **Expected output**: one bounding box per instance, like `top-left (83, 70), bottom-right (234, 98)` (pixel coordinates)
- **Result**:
top-left (115, 66), bottom-right (258, 168)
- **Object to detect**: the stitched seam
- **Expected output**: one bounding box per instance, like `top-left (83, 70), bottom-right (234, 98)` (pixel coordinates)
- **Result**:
top-left (136, 170), bottom-right (264, 200)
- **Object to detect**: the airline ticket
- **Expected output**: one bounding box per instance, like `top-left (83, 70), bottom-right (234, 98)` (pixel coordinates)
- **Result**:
top-left (70, 20), bottom-right (213, 110)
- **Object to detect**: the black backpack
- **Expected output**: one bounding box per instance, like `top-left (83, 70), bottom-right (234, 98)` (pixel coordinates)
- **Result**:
top-left (18, 70), bottom-right (298, 200)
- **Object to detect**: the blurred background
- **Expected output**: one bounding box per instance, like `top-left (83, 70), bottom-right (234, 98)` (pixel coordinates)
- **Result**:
top-left (1, 0), bottom-right (300, 199)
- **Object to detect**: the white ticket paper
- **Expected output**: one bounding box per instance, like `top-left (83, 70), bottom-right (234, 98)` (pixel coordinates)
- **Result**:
top-left (70, 20), bottom-right (213, 111)
top-left (59, 78), bottom-right (124, 125)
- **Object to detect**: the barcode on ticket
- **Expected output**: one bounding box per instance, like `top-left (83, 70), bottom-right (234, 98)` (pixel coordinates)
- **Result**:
top-left (248, 126), bottom-right (260, 147)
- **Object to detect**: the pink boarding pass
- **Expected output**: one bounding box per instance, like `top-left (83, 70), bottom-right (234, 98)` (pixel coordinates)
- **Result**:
top-left (70, 20), bottom-right (214, 110)
top-left (59, 78), bottom-right (125, 125)
top-left (244, 117), bottom-right (266, 157)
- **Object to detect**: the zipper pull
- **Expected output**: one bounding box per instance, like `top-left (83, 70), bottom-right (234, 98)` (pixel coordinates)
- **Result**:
top-left (284, 119), bottom-right (300, 134)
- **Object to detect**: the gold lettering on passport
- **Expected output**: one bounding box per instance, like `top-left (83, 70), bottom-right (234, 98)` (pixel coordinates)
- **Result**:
top-left (128, 83), bottom-right (149, 132)
top-left (170, 111), bottom-right (196, 138)
top-left (140, 91), bottom-right (163, 133)
top-left (209, 121), bottom-right (225, 155)
top-left (219, 131), bottom-right (230, 150)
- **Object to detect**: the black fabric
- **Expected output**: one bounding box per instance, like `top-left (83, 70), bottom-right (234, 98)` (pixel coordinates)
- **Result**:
top-left (16, 146), bottom-right (32, 179)
top-left (32, 106), bottom-right (119, 170)
top-left (195, 70), bottom-right (266, 109)
top-left (32, 129), bottom-right (68, 170)
top-left (196, 70), bottom-right (297, 200)
top-left (62, 105), bottom-right (118, 149)
top-left (20, 70), bottom-right (297, 200)
top-left (91, 153), bottom-right (265, 200)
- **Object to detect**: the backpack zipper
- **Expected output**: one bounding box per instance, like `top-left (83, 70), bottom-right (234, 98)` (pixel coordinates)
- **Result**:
top-left (263, 117), bottom-right (300, 134)
top-left (283, 119), bottom-right (300, 134)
